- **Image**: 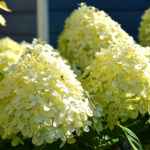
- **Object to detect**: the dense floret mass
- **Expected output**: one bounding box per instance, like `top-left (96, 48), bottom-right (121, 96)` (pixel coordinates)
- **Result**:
top-left (0, 39), bottom-right (93, 146)
top-left (82, 43), bottom-right (150, 130)
top-left (139, 8), bottom-right (150, 46)
top-left (0, 37), bottom-right (24, 79)
top-left (58, 3), bottom-right (135, 70)
top-left (20, 41), bottom-right (32, 50)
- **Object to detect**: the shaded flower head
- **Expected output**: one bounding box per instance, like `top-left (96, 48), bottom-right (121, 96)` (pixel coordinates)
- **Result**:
top-left (0, 39), bottom-right (93, 146)
top-left (0, 37), bottom-right (24, 80)
top-left (139, 8), bottom-right (150, 46)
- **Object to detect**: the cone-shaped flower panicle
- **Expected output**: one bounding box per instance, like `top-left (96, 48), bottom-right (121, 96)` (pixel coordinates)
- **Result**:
top-left (0, 39), bottom-right (93, 146)
top-left (139, 8), bottom-right (150, 46)
top-left (58, 3), bottom-right (135, 70)
top-left (0, 37), bottom-right (24, 79)
top-left (82, 43), bottom-right (150, 130)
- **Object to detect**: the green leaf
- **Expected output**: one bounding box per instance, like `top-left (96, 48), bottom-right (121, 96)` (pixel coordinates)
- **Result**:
top-left (119, 124), bottom-right (143, 150)
top-left (0, 14), bottom-right (6, 26)
top-left (0, 1), bottom-right (11, 26)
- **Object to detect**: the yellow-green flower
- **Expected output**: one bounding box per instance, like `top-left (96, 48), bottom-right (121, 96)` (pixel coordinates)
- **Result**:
top-left (82, 43), bottom-right (150, 130)
top-left (58, 3), bottom-right (135, 71)
top-left (0, 39), bottom-right (93, 146)
top-left (139, 8), bottom-right (150, 46)
top-left (0, 37), bottom-right (24, 80)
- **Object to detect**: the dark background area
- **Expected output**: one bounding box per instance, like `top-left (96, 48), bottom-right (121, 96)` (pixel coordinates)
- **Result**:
top-left (0, 0), bottom-right (150, 48)
top-left (0, 0), bottom-right (36, 43)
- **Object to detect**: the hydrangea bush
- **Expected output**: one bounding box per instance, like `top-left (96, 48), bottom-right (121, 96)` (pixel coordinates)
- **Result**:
top-left (0, 39), bottom-right (93, 146)
top-left (58, 3), bottom-right (135, 71)
top-left (0, 3), bottom-right (150, 150)
top-left (0, 37), bottom-right (24, 80)
top-left (82, 43), bottom-right (150, 130)
top-left (139, 8), bottom-right (150, 46)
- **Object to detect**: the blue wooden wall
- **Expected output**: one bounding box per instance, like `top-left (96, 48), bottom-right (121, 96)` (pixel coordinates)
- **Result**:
top-left (50, 0), bottom-right (150, 48)
top-left (0, 0), bottom-right (36, 43)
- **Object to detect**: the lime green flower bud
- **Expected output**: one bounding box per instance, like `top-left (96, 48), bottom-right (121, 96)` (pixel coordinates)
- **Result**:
top-left (58, 3), bottom-right (135, 71)
top-left (82, 43), bottom-right (150, 130)
top-left (0, 37), bottom-right (24, 80)
top-left (139, 8), bottom-right (150, 46)
top-left (0, 39), bottom-right (93, 146)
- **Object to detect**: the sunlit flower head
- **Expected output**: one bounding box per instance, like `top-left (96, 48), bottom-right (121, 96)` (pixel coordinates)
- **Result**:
top-left (58, 3), bottom-right (135, 71)
top-left (82, 43), bottom-right (150, 130)
top-left (0, 39), bottom-right (93, 146)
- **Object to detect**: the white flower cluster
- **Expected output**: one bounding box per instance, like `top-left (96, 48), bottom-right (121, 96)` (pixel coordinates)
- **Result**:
top-left (58, 3), bottom-right (135, 70)
top-left (82, 43), bottom-right (150, 129)
top-left (0, 39), bottom-right (93, 146)
top-left (0, 37), bottom-right (24, 80)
